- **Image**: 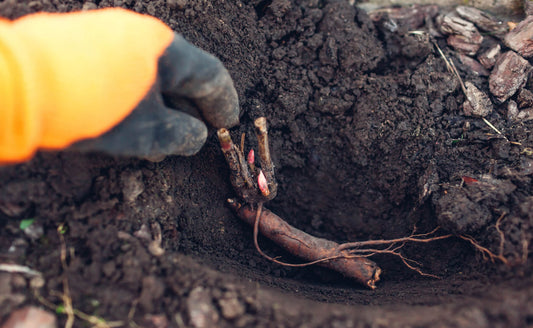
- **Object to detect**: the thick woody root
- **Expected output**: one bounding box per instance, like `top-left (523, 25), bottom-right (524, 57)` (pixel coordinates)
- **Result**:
top-left (228, 200), bottom-right (382, 289)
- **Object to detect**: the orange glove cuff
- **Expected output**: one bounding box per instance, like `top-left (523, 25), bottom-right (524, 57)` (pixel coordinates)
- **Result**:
top-left (0, 8), bottom-right (174, 163)
top-left (0, 20), bottom-right (41, 162)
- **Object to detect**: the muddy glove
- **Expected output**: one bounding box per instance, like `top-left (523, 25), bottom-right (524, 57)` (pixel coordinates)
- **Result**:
top-left (0, 8), bottom-right (239, 163)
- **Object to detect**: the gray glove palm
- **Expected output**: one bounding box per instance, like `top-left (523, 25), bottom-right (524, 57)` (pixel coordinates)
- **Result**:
top-left (72, 34), bottom-right (239, 160)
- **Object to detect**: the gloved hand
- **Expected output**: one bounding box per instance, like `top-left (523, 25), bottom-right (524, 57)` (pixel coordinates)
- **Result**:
top-left (0, 8), bottom-right (239, 163)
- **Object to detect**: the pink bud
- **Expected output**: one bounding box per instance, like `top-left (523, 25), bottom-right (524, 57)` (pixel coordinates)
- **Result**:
top-left (257, 170), bottom-right (270, 196)
top-left (247, 149), bottom-right (255, 165)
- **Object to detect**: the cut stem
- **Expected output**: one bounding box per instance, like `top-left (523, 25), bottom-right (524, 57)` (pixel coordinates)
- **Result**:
top-left (254, 117), bottom-right (277, 200)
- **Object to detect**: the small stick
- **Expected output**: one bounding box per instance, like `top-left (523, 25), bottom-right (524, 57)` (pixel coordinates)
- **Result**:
top-left (228, 199), bottom-right (382, 289)
top-left (481, 117), bottom-right (502, 135)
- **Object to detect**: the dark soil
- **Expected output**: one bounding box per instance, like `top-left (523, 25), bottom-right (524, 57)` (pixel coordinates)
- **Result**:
top-left (2, 0), bottom-right (533, 327)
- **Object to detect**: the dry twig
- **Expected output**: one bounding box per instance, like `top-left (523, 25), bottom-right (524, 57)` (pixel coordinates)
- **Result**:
top-left (495, 213), bottom-right (506, 258)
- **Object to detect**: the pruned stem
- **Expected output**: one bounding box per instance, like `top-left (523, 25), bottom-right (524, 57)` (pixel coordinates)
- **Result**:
top-left (254, 117), bottom-right (277, 200)
top-left (229, 199), bottom-right (381, 289)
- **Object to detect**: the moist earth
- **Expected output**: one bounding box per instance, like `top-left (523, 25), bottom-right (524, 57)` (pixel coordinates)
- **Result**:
top-left (1, 0), bottom-right (533, 327)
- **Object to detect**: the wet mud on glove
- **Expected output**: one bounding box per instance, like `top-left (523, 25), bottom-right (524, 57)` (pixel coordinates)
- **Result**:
top-left (0, 8), bottom-right (239, 163)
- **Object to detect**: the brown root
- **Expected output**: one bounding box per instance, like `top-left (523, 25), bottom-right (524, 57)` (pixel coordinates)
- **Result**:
top-left (228, 200), bottom-right (461, 286)
top-left (229, 200), bottom-right (382, 289)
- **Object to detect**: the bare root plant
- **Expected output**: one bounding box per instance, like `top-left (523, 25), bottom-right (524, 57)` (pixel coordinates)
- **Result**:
top-left (218, 117), bottom-right (512, 289)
